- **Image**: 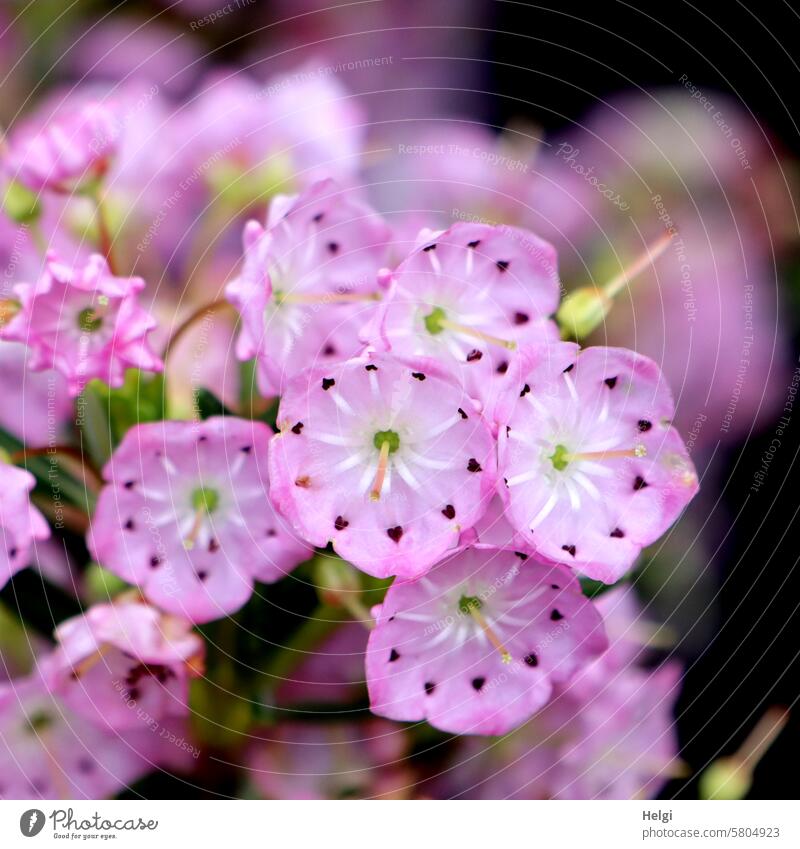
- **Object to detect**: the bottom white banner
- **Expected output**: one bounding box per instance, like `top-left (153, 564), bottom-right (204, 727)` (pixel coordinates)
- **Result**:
top-left (0, 799), bottom-right (797, 847)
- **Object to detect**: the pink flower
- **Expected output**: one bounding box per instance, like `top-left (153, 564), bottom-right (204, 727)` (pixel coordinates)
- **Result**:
top-left (365, 546), bottom-right (607, 735)
top-left (0, 668), bottom-right (191, 799)
top-left (268, 352), bottom-right (497, 580)
top-left (497, 344), bottom-right (699, 583)
top-left (226, 179), bottom-right (392, 396)
top-left (88, 417), bottom-right (311, 623)
top-left (247, 719), bottom-right (413, 800)
top-left (0, 463), bottom-right (49, 588)
top-left (4, 101), bottom-right (119, 193)
top-left (44, 600), bottom-right (204, 731)
top-left (1, 253), bottom-right (163, 396)
top-left (371, 222), bottom-right (560, 412)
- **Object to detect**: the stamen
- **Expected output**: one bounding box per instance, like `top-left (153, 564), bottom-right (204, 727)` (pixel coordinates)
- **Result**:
top-left (438, 317), bottom-right (517, 351)
top-left (274, 291), bottom-right (380, 305)
top-left (460, 596), bottom-right (512, 664)
top-left (0, 298), bottom-right (20, 326)
top-left (602, 230), bottom-right (675, 300)
top-left (369, 439), bottom-right (392, 501)
top-left (183, 487), bottom-right (219, 549)
top-left (551, 443), bottom-right (647, 469)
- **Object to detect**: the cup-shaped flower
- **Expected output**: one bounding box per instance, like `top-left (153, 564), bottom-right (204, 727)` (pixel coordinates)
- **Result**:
top-left (268, 353), bottom-right (498, 579)
top-left (368, 222), bottom-right (560, 412)
top-left (44, 600), bottom-right (204, 731)
top-left (1, 463), bottom-right (50, 588)
top-left (4, 101), bottom-right (119, 193)
top-left (365, 546), bottom-right (607, 735)
top-left (226, 179), bottom-right (392, 395)
top-left (496, 343), bottom-right (699, 583)
top-left (88, 417), bottom-right (311, 623)
top-left (1, 253), bottom-right (163, 397)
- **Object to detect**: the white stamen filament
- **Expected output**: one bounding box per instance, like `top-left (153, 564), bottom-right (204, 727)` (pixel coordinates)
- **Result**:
top-left (438, 317), bottom-right (517, 350)
top-left (369, 440), bottom-right (392, 501)
top-left (467, 606), bottom-right (512, 664)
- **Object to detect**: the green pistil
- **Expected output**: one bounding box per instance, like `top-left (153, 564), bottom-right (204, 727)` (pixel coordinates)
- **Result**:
top-left (191, 486), bottom-right (220, 514)
top-left (458, 594), bottom-right (482, 615)
top-left (28, 711), bottom-right (53, 733)
top-left (373, 430), bottom-right (400, 453)
top-left (424, 306), bottom-right (446, 335)
top-left (550, 443), bottom-right (570, 472)
top-left (77, 307), bottom-right (103, 333)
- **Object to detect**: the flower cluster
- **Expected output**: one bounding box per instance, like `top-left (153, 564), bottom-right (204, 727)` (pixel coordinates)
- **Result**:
top-left (0, 56), bottom-right (710, 802)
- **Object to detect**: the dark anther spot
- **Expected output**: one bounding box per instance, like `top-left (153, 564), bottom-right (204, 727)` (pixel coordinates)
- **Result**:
top-left (387, 526), bottom-right (403, 543)
top-left (604, 376), bottom-right (618, 389)
top-left (389, 649), bottom-right (400, 662)
top-left (411, 372), bottom-right (426, 381)
top-left (514, 312), bottom-right (529, 325)
top-left (312, 212), bottom-right (324, 222)
top-left (149, 555), bottom-right (162, 568)
top-left (322, 378), bottom-right (335, 390)
top-left (497, 361), bottom-right (508, 374)
top-left (520, 383), bottom-right (531, 397)
top-left (422, 243), bottom-right (437, 252)
top-left (123, 519), bottom-right (135, 531)
top-left (524, 653), bottom-right (538, 667)
top-left (561, 544), bottom-right (576, 557)
top-left (563, 363), bottom-right (574, 373)
top-left (291, 422), bottom-right (304, 435)
top-left (424, 681), bottom-right (436, 695)
top-left (467, 239), bottom-right (481, 249)
top-left (77, 757), bottom-right (94, 774)
top-left (457, 407), bottom-right (468, 419)
top-left (208, 538), bottom-right (220, 553)
top-left (240, 445), bottom-right (252, 453)
top-left (128, 687), bottom-right (140, 702)
top-left (124, 480), bottom-right (135, 489)
top-left (266, 528), bottom-right (277, 538)
top-left (550, 584), bottom-right (560, 590)
top-left (9, 547), bottom-right (18, 559)
top-left (506, 425), bottom-right (511, 435)
top-left (198, 435), bottom-right (207, 442)
top-left (633, 476), bottom-right (648, 491)
top-left (466, 349), bottom-right (483, 362)
top-left (322, 344), bottom-right (336, 356)
top-left (471, 677), bottom-right (486, 691)
top-left (467, 458), bottom-right (482, 473)
top-left (334, 515), bottom-right (349, 531)
top-left (365, 364), bottom-right (378, 371)
top-left (550, 609), bottom-right (564, 622)
top-left (515, 551), bottom-right (528, 560)
top-left (442, 504), bottom-right (456, 520)
top-left (197, 570), bottom-right (209, 582)
top-left (496, 260), bottom-right (510, 272)
top-left (638, 419), bottom-right (653, 432)
top-left (327, 242), bottom-right (339, 254)
top-left (610, 527), bottom-right (625, 538)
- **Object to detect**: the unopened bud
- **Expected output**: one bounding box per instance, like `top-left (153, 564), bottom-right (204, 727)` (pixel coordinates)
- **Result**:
top-left (312, 555), bottom-right (362, 607)
top-left (557, 287), bottom-right (610, 340)
top-left (84, 562), bottom-right (130, 603)
top-left (3, 179), bottom-right (41, 224)
top-left (699, 756), bottom-right (752, 800)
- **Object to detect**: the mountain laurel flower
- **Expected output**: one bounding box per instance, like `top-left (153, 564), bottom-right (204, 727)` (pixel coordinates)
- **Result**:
top-left (496, 343), bottom-right (699, 583)
top-left (226, 178), bottom-right (392, 396)
top-left (0, 463), bottom-right (50, 588)
top-left (3, 101), bottom-right (119, 193)
top-left (365, 546), bottom-right (607, 735)
top-left (268, 352), bottom-right (497, 580)
top-left (368, 222), bottom-right (560, 412)
top-left (1, 253), bottom-right (163, 397)
top-left (44, 600), bottom-right (204, 731)
top-left (88, 417), bottom-right (311, 624)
